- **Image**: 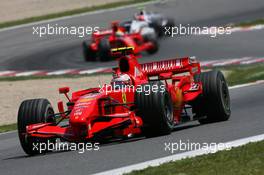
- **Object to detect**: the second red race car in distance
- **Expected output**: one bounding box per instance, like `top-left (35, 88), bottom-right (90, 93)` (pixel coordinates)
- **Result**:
top-left (17, 47), bottom-right (231, 155)
top-left (82, 21), bottom-right (159, 62)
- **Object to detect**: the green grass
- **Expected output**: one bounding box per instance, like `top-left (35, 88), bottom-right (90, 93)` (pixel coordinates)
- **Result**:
top-left (0, 123), bottom-right (17, 133)
top-left (233, 18), bottom-right (264, 27)
top-left (222, 64), bottom-right (264, 86)
top-left (0, 0), bottom-right (153, 29)
top-left (127, 141), bottom-right (264, 175)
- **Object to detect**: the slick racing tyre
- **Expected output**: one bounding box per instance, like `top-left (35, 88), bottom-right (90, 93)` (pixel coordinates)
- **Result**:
top-left (149, 20), bottom-right (163, 37)
top-left (17, 99), bottom-right (55, 155)
top-left (144, 35), bottom-right (159, 54)
top-left (82, 40), bottom-right (97, 61)
top-left (98, 38), bottom-right (112, 62)
top-left (193, 70), bottom-right (231, 124)
top-left (135, 81), bottom-right (174, 137)
top-left (150, 18), bottom-right (174, 37)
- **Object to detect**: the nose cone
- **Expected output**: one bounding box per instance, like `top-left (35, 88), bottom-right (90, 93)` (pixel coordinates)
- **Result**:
top-left (69, 93), bottom-right (100, 125)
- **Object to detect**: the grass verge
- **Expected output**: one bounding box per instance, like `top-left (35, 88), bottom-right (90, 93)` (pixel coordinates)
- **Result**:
top-left (0, 0), bottom-right (153, 29)
top-left (127, 140), bottom-right (264, 175)
top-left (219, 63), bottom-right (264, 86)
top-left (0, 123), bottom-right (17, 133)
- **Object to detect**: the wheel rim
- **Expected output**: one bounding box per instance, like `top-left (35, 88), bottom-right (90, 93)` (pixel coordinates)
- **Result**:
top-left (164, 93), bottom-right (173, 123)
top-left (220, 80), bottom-right (230, 113)
top-left (45, 106), bottom-right (55, 123)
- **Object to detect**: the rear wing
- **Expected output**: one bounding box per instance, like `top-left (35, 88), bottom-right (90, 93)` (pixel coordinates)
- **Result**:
top-left (140, 57), bottom-right (201, 77)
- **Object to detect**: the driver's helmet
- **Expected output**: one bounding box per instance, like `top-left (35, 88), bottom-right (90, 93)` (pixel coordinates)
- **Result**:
top-left (134, 10), bottom-right (145, 21)
top-left (111, 74), bottom-right (132, 89)
top-left (115, 29), bottom-right (125, 36)
top-left (111, 22), bottom-right (125, 36)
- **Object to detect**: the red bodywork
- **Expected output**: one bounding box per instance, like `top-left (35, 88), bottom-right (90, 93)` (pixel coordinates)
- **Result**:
top-left (26, 51), bottom-right (202, 142)
top-left (88, 22), bottom-right (155, 56)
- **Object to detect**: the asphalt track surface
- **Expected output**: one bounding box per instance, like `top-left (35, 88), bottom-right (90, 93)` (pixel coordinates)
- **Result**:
top-left (0, 0), bottom-right (264, 70)
top-left (1, 0), bottom-right (264, 175)
top-left (1, 83), bottom-right (264, 175)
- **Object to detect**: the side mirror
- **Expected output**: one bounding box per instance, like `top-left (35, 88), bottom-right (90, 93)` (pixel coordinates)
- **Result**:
top-left (111, 21), bottom-right (119, 32)
top-left (59, 87), bottom-right (70, 94)
top-left (59, 87), bottom-right (71, 101)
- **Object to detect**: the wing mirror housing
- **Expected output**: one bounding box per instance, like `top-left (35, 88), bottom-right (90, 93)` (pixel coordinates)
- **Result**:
top-left (59, 87), bottom-right (70, 101)
top-left (59, 87), bottom-right (70, 94)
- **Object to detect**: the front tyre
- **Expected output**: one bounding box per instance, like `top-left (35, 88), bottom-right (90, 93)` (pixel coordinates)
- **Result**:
top-left (17, 99), bottom-right (55, 155)
top-left (82, 41), bottom-right (97, 62)
top-left (98, 38), bottom-right (112, 62)
top-left (144, 35), bottom-right (159, 54)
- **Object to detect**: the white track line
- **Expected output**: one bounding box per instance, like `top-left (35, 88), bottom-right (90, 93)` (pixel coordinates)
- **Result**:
top-left (0, 71), bottom-right (16, 76)
top-left (94, 133), bottom-right (264, 175)
top-left (0, 0), bottom-right (161, 33)
top-left (15, 71), bottom-right (43, 77)
top-left (198, 24), bottom-right (264, 36)
top-left (0, 130), bottom-right (17, 136)
top-left (230, 24), bottom-right (264, 33)
top-left (46, 69), bottom-right (75, 75)
top-left (79, 67), bottom-right (109, 74)
top-left (229, 80), bottom-right (264, 89)
top-left (211, 57), bottom-right (251, 67)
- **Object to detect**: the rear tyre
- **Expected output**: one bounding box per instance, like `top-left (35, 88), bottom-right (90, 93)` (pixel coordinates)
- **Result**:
top-left (17, 99), bottom-right (55, 155)
top-left (144, 35), bottom-right (159, 54)
top-left (135, 81), bottom-right (174, 137)
top-left (150, 22), bottom-right (163, 37)
top-left (82, 41), bottom-right (97, 61)
top-left (193, 70), bottom-right (231, 124)
top-left (98, 38), bottom-right (112, 61)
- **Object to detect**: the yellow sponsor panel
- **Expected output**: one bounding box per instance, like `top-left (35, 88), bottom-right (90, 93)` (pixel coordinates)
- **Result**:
top-left (111, 46), bottom-right (134, 53)
top-left (79, 98), bottom-right (95, 102)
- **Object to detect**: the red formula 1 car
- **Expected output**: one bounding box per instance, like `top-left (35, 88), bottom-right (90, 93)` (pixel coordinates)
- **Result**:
top-left (82, 21), bottom-right (158, 62)
top-left (18, 47), bottom-right (231, 155)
